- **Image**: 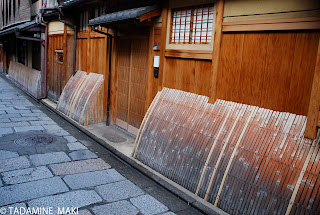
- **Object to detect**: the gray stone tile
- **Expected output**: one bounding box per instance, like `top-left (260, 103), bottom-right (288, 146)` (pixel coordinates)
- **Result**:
top-left (78, 209), bottom-right (93, 215)
top-left (0, 128), bottom-right (14, 136)
top-left (28, 190), bottom-right (102, 214)
top-left (0, 156), bottom-right (30, 172)
top-left (42, 124), bottom-right (63, 130)
top-left (29, 120), bottom-right (57, 126)
top-left (64, 135), bottom-right (78, 143)
top-left (63, 169), bottom-right (126, 189)
top-left (0, 113), bottom-right (20, 118)
top-left (92, 201), bottom-right (139, 215)
top-left (47, 129), bottom-right (69, 136)
top-left (0, 203), bottom-right (27, 215)
top-left (49, 158), bottom-right (111, 175)
top-left (67, 142), bottom-right (88, 151)
top-left (69, 150), bottom-right (98, 161)
top-left (31, 109), bottom-right (42, 113)
top-left (96, 180), bottom-right (144, 203)
top-left (161, 212), bottom-right (176, 215)
top-left (10, 117), bottom-right (39, 122)
top-left (6, 110), bottom-right (32, 114)
top-left (0, 150), bottom-right (18, 160)
top-left (0, 121), bottom-right (30, 128)
top-left (0, 118), bottom-right (11, 123)
top-left (0, 110), bottom-right (5, 114)
top-left (130, 194), bottom-right (169, 215)
top-left (0, 177), bottom-right (69, 206)
top-left (0, 179), bottom-right (2, 187)
top-left (21, 113), bottom-right (46, 117)
top-left (1, 166), bottom-right (53, 185)
top-left (14, 126), bottom-right (44, 132)
top-left (30, 152), bottom-right (71, 166)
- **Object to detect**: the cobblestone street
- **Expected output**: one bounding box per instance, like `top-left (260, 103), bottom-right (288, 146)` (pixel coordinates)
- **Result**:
top-left (0, 75), bottom-right (203, 215)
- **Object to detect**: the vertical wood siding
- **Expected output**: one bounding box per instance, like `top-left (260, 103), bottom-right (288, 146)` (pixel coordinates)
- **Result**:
top-left (216, 31), bottom-right (320, 116)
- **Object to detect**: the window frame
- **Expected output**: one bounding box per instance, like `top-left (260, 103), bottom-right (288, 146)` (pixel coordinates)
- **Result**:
top-left (170, 4), bottom-right (214, 45)
top-left (166, 1), bottom-right (215, 52)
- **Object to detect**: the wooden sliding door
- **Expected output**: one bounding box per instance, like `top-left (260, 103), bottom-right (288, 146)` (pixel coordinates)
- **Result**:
top-left (116, 38), bottom-right (149, 134)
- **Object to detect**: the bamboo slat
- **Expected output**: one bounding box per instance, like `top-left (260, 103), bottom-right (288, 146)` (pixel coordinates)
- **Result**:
top-left (133, 87), bottom-right (320, 215)
top-left (57, 71), bottom-right (104, 125)
top-left (8, 61), bottom-right (41, 98)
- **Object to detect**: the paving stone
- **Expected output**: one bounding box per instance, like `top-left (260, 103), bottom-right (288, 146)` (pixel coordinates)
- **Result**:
top-left (0, 179), bottom-right (2, 187)
top-left (64, 135), bottom-right (78, 143)
top-left (29, 120), bottom-right (57, 126)
top-left (28, 190), bottom-right (102, 214)
top-left (14, 126), bottom-right (44, 132)
top-left (78, 209), bottom-right (93, 215)
top-left (49, 158), bottom-right (111, 175)
top-left (0, 150), bottom-right (19, 160)
top-left (69, 150), bottom-right (98, 161)
top-left (130, 194), bottom-right (169, 215)
top-left (21, 113), bottom-right (46, 117)
top-left (42, 124), bottom-right (64, 131)
top-left (0, 118), bottom-right (11, 123)
top-left (63, 169), bottom-right (126, 189)
top-left (31, 109), bottom-right (42, 113)
top-left (92, 201), bottom-right (139, 215)
top-left (161, 212), bottom-right (176, 215)
top-left (0, 156), bottom-right (30, 172)
top-left (1, 166), bottom-right (53, 185)
top-left (67, 142), bottom-right (88, 151)
top-left (0, 110), bottom-right (5, 114)
top-left (6, 110), bottom-right (32, 114)
top-left (0, 121), bottom-right (30, 128)
top-left (96, 180), bottom-right (144, 202)
top-left (30, 152), bottom-right (71, 166)
top-left (10, 117), bottom-right (39, 122)
top-left (0, 128), bottom-right (14, 136)
top-left (0, 203), bottom-right (27, 215)
top-left (0, 177), bottom-right (69, 206)
top-left (0, 113), bottom-right (21, 118)
top-left (47, 129), bottom-right (69, 136)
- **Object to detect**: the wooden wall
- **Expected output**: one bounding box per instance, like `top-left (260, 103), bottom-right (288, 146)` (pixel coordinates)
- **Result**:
top-left (76, 30), bottom-right (109, 119)
top-left (163, 58), bottom-right (212, 97)
top-left (47, 34), bottom-right (74, 101)
top-left (216, 31), bottom-right (320, 116)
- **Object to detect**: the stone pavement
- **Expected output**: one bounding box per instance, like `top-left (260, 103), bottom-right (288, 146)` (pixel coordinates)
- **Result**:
top-left (0, 75), bottom-right (204, 215)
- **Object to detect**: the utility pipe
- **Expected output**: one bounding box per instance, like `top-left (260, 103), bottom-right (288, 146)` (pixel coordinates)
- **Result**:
top-left (38, 0), bottom-right (48, 99)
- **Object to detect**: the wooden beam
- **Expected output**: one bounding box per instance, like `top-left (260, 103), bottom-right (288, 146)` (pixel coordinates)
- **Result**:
top-left (139, 9), bottom-right (161, 22)
top-left (165, 49), bottom-right (212, 60)
top-left (305, 38), bottom-right (320, 139)
top-left (110, 31), bottom-right (118, 124)
top-left (159, 0), bottom-right (168, 92)
top-left (208, 0), bottom-right (224, 104)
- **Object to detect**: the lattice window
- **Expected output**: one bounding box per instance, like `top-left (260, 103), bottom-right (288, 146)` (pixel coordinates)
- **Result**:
top-left (170, 5), bottom-right (214, 44)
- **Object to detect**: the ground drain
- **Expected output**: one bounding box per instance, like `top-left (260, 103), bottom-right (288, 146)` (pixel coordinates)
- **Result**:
top-left (14, 134), bottom-right (57, 146)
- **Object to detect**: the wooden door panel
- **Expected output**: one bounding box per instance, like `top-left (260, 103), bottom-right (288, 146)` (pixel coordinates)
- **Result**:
top-left (286, 32), bottom-right (320, 115)
top-left (261, 33), bottom-right (297, 112)
top-left (216, 33), bottom-right (244, 103)
top-left (239, 33), bottom-right (268, 106)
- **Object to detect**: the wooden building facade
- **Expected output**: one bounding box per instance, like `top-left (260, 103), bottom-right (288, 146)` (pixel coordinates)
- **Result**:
top-left (40, 0), bottom-right (320, 138)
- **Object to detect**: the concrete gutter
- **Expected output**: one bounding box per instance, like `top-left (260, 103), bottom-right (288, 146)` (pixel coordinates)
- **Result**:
top-left (2, 72), bottom-right (227, 215)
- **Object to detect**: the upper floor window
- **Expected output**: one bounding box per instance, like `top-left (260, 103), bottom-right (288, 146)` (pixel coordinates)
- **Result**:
top-left (170, 4), bottom-right (214, 44)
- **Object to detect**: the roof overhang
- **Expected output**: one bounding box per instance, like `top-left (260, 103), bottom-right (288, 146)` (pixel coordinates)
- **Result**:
top-left (0, 21), bottom-right (44, 41)
top-left (89, 5), bottom-right (160, 27)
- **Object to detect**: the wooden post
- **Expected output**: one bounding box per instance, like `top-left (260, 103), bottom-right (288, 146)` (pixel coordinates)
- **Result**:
top-left (208, 0), bottom-right (224, 104)
top-left (110, 31), bottom-right (118, 124)
top-left (146, 24), bottom-right (155, 109)
top-left (159, 0), bottom-right (168, 91)
top-left (63, 24), bottom-right (68, 94)
top-left (305, 38), bottom-right (320, 139)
